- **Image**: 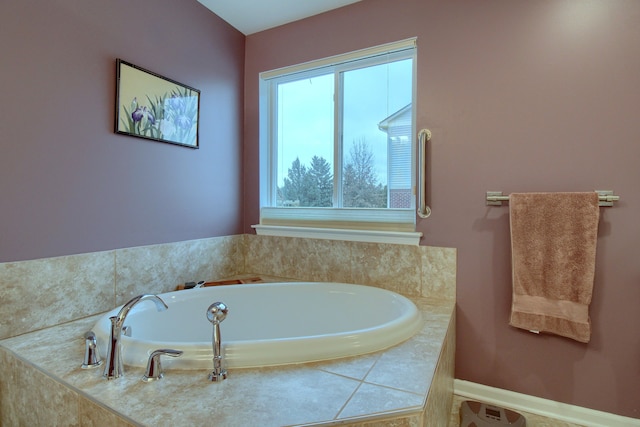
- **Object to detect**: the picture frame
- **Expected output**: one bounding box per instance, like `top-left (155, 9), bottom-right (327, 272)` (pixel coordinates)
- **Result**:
top-left (115, 59), bottom-right (200, 149)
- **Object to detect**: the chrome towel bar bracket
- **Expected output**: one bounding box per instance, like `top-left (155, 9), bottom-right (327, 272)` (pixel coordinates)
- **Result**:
top-left (486, 190), bottom-right (620, 207)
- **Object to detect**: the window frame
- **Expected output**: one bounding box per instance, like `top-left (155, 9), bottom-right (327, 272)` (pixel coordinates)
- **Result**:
top-left (255, 38), bottom-right (422, 245)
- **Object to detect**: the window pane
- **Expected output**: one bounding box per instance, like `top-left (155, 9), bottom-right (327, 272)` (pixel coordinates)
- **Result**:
top-left (342, 58), bottom-right (413, 208)
top-left (276, 74), bottom-right (334, 207)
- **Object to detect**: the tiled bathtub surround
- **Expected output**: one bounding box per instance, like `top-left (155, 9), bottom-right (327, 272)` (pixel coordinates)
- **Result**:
top-left (0, 235), bottom-right (456, 341)
top-left (0, 250), bottom-right (116, 339)
top-left (244, 235), bottom-right (456, 300)
top-left (0, 299), bottom-right (455, 426)
top-left (0, 236), bottom-right (244, 341)
top-left (114, 236), bottom-right (243, 304)
top-left (0, 234), bottom-right (456, 425)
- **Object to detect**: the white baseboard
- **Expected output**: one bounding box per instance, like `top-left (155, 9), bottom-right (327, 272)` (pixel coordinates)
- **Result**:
top-left (454, 379), bottom-right (640, 427)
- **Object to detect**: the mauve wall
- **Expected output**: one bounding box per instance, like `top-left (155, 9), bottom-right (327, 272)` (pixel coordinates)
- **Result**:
top-left (244, 0), bottom-right (640, 419)
top-left (0, 0), bottom-right (244, 262)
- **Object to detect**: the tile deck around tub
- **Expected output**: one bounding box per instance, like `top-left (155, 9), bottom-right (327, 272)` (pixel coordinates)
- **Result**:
top-left (0, 297), bottom-right (453, 427)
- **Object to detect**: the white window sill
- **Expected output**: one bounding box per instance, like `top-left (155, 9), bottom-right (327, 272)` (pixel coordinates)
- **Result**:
top-left (251, 224), bottom-right (422, 246)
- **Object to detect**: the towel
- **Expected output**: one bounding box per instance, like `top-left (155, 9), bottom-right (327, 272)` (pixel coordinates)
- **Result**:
top-left (508, 192), bottom-right (600, 343)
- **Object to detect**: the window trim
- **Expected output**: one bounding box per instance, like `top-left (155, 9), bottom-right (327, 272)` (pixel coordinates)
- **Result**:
top-left (256, 38), bottom-right (421, 245)
top-left (259, 38), bottom-right (417, 80)
top-left (252, 224), bottom-right (422, 246)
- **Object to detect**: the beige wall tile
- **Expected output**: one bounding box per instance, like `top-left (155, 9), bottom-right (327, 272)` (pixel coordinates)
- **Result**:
top-left (243, 234), bottom-right (299, 278)
top-left (245, 235), bottom-right (457, 301)
top-left (115, 236), bottom-right (242, 303)
top-left (282, 236), bottom-right (353, 282)
top-left (350, 242), bottom-right (422, 297)
top-left (0, 251), bottom-right (115, 339)
top-left (358, 414), bottom-right (423, 427)
top-left (78, 396), bottom-right (138, 427)
top-left (338, 383), bottom-right (424, 420)
top-left (0, 348), bottom-right (80, 426)
top-left (420, 246), bottom-right (457, 300)
top-left (313, 352), bottom-right (381, 380)
top-left (424, 310), bottom-right (455, 427)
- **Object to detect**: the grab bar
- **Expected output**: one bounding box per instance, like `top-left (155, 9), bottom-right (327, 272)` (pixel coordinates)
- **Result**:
top-left (417, 129), bottom-right (432, 218)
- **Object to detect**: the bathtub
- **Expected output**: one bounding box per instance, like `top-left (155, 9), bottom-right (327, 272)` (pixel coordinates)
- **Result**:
top-left (93, 282), bottom-right (422, 370)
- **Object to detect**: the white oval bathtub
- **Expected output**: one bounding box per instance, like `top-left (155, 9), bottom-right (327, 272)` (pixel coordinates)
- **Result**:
top-left (92, 282), bottom-right (422, 370)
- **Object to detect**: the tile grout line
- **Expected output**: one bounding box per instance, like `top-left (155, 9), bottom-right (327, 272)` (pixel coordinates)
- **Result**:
top-left (332, 352), bottom-right (383, 420)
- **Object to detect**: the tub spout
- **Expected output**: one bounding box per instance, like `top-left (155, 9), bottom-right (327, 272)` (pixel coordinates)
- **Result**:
top-left (206, 302), bottom-right (228, 381)
top-left (103, 294), bottom-right (168, 380)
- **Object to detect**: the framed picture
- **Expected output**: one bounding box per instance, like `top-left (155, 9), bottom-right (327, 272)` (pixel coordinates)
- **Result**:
top-left (115, 59), bottom-right (200, 149)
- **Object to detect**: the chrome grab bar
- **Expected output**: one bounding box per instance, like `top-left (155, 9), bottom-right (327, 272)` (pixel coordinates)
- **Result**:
top-left (417, 129), bottom-right (432, 218)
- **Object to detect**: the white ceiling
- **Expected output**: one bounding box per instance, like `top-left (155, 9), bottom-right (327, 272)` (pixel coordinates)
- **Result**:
top-left (197, 0), bottom-right (361, 35)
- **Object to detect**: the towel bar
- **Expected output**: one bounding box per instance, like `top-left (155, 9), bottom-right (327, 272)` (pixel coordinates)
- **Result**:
top-left (486, 191), bottom-right (620, 207)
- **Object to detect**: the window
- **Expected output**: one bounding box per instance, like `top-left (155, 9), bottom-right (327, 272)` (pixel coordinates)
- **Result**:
top-left (255, 39), bottom-right (420, 244)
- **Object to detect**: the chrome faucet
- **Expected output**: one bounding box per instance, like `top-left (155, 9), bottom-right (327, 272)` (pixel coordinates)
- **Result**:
top-left (103, 294), bottom-right (168, 380)
top-left (142, 348), bottom-right (183, 382)
top-left (81, 331), bottom-right (102, 369)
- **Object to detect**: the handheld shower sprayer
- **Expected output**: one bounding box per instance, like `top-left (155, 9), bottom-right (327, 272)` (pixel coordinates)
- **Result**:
top-left (206, 302), bottom-right (228, 381)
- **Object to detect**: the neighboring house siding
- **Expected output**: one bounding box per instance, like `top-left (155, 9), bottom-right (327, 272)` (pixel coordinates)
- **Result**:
top-left (379, 104), bottom-right (412, 208)
top-left (389, 124), bottom-right (411, 189)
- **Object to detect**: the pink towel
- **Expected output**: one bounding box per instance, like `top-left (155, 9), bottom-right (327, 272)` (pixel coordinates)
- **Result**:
top-left (509, 192), bottom-right (600, 343)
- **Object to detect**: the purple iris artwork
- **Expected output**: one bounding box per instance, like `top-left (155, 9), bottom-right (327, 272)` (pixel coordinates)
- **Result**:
top-left (121, 87), bottom-right (198, 146)
top-left (116, 59), bottom-right (200, 148)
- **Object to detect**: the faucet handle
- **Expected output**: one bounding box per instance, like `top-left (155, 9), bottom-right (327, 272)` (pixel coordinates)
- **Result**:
top-left (81, 331), bottom-right (102, 369)
top-left (142, 349), bottom-right (183, 382)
